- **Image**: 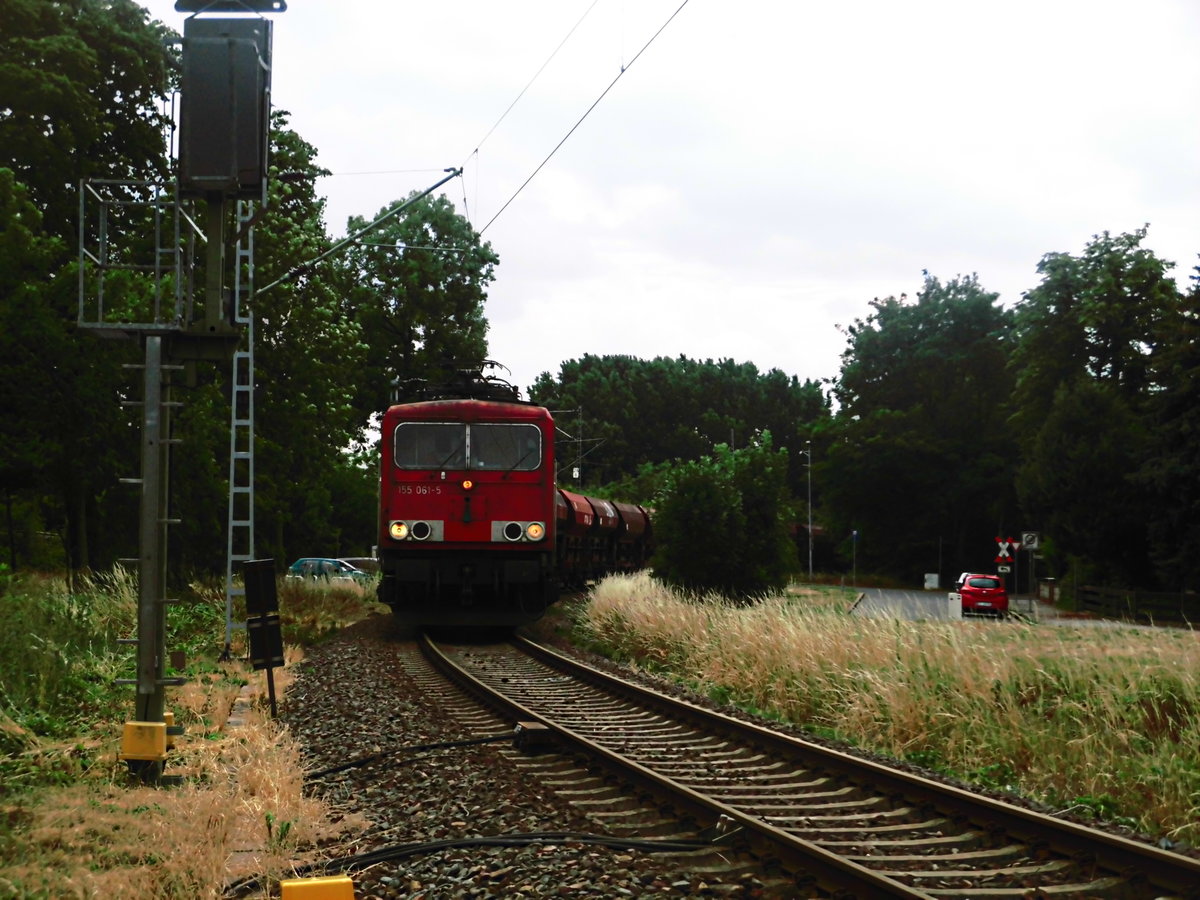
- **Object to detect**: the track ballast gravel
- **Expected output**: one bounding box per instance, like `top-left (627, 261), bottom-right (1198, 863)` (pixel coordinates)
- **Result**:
top-left (280, 615), bottom-right (787, 899)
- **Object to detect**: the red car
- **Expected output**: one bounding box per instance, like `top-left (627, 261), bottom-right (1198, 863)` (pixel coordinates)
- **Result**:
top-left (956, 573), bottom-right (1009, 617)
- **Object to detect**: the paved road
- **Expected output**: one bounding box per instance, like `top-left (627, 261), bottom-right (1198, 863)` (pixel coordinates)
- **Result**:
top-left (850, 587), bottom-right (1043, 621)
top-left (841, 588), bottom-right (1157, 629)
top-left (852, 588), bottom-right (961, 620)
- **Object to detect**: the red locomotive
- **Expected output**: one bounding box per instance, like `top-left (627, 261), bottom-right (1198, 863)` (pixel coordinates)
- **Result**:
top-left (377, 367), bottom-right (652, 629)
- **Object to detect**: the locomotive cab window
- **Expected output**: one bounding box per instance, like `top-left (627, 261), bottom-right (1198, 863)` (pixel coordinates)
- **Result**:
top-left (470, 423), bottom-right (541, 471)
top-left (394, 422), bottom-right (540, 471)
top-left (395, 423), bottom-right (467, 469)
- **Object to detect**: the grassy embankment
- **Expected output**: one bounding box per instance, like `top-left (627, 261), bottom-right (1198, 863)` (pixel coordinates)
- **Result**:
top-left (566, 572), bottom-right (1200, 846)
top-left (5, 566), bottom-right (1197, 896)
top-left (0, 567), bottom-right (381, 899)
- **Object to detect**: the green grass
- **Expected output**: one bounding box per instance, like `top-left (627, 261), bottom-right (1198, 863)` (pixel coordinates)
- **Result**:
top-left (0, 566), bottom-right (383, 761)
top-left (573, 572), bottom-right (1200, 846)
top-left (0, 569), bottom-right (137, 753)
top-left (0, 567), bottom-right (380, 898)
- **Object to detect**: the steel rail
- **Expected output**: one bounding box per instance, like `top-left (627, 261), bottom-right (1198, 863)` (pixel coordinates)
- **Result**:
top-left (512, 635), bottom-right (1200, 897)
top-left (421, 634), bottom-right (935, 898)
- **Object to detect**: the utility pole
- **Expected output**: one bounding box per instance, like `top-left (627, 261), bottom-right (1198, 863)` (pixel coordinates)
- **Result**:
top-left (852, 530), bottom-right (858, 590)
top-left (805, 440), bottom-right (813, 581)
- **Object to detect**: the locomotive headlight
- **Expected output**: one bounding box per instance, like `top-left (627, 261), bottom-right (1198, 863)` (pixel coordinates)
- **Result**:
top-left (461, 479), bottom-right (473, 490)
top-left (389, 521), bottom-right (409, 540)
top-left (493, 521), bottom-right (545, 542)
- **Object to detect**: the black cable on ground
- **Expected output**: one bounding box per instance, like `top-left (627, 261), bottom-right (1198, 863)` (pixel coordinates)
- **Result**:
top-left (304, 732), bottom-right (514, 780)
top-left (222, 832), bottom-right (713, 897)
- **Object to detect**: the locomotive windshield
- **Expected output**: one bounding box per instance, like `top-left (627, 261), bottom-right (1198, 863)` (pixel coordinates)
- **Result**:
top-left (470, 423), bottom-right (541, 471)
top-left (394, 422), bottom-right (541, 471)
top-left (395, 423), bottom-right (466, 468)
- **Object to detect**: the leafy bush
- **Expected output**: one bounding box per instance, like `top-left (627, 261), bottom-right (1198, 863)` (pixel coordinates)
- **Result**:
top-left (652, 435), bottom-right (798, 599)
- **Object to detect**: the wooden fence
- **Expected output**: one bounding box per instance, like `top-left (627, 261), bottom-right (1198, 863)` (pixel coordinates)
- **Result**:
top-left (1075, 585), bottom-right (1198, 624)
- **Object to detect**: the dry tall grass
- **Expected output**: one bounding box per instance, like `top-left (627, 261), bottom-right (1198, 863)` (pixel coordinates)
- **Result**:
top-left (3, 720), bottom-right (361, 898)
top-left (581, 572), bottom-right (1200, 845)
top-left (0, 642), bottom-right (363, 900)
top-left (0, 573), bottom-right (378, 899)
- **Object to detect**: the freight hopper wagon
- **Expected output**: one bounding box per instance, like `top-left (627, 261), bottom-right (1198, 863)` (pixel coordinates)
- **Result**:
top-left (556, 490), bottom-right (653, 587)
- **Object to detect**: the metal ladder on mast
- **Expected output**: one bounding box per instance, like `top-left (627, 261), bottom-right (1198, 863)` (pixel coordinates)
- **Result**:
top-left (223, 199), bottom-right (256, 654)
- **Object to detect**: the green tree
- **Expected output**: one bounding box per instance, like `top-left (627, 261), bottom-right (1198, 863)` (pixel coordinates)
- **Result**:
top-left (1009, 227), bottom-right (1179, 439)
top-left (1135, 262), bottom-right (1200, 592)
top-left (584, 459), bottom-right (678, 509)
top-left (0, 0), bottom-right (174, 238)
top-left (1018, 380), bottom-right (1151, 586)
top-left (325, 444), bottom-right (380, 559)
top-left (166, 380), bottom-right (233, 572)
top-left (339, 192), bottom-right (497, 416)
top-left (0, 170), bottom-right (68, 569)
top-left (529, 355), bottom-right (828, 495)
top-left (1009, 229), bottom-right (1181, 588)
top-left (0, 0), bottom-right (175, 572)
top-left (242, 117), bottom-right (371, 563)
top-left (823, 274), bottom-right (1018, 583)
top-left (652, 436), bottom-right (797, 599)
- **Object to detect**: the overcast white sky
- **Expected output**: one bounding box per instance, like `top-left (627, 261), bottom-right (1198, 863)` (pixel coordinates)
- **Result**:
top-left (145, 0), bottom-right (1200, 397)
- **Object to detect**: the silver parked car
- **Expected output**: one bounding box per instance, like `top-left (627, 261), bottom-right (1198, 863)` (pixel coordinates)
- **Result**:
top-left (286, 557), bottom-right (374, 584)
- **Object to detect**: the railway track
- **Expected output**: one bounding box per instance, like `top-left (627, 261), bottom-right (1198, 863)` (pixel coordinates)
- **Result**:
top-left (279, 618), bottom-right (788, 898)
top-left (423, 634), bottom-right (1200, 899)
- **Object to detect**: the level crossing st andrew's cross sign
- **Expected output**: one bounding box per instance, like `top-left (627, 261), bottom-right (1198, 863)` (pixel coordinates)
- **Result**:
top-left (994, 536), bottom-right (1018, 564)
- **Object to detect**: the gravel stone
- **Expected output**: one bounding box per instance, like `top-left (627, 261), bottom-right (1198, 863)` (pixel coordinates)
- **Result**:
top-left (282, 615), bottom-right (797, 898)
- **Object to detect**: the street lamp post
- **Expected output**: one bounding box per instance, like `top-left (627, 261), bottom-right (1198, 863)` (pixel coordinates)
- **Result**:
top-left (852, 529), bottom-right (858, 589)
top-left (805, 440), bottom-right (813, 581)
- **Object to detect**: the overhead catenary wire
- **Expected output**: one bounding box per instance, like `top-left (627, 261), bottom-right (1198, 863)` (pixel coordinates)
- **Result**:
top-left (463, 0), bottom-right (603, 166)
top-left (356, 241), bottom-right (471, 254)
top-left (279, 1), bottom-right (597, 221)
top-left (458, 0), bottom-right (600, 227)
top-left (254, 2), bottom-right (689, 280)
top-left (480, 0), bottom-right (691, 235)
top-left (324, 167), bottom-right (445, 177)
top-left (256, 166), bottom-right (462, 295)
